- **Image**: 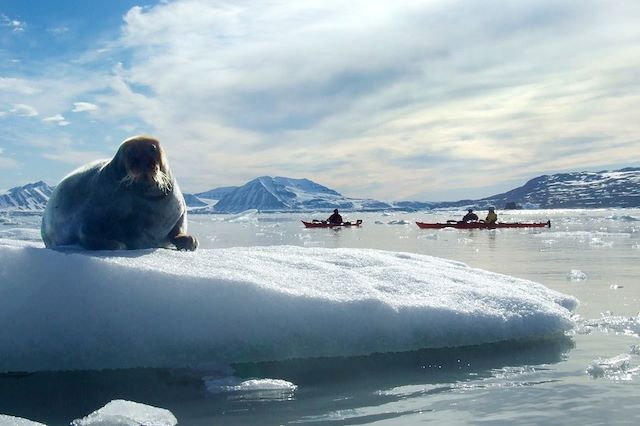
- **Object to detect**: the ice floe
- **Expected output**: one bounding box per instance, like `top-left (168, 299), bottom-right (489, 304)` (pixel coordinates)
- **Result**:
top-left (71, 400), bottom-right (177, 426)
top-left (0, 239), bottom-right (577, 372)
top-left (0, 415), bottom-right (46, 426)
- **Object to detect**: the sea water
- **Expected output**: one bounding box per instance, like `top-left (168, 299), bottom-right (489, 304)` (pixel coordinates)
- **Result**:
top-left (0, 209), bottom-right (639, 425)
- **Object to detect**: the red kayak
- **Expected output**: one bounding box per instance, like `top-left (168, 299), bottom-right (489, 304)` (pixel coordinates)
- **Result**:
top-left (416, 220), bottom-right (551, 229)
top-left (302, 219), bottom-right (363, 228)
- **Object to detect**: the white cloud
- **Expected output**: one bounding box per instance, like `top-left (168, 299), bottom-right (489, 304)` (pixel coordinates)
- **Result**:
top-left (10, 103), bottom-right (39, 117)
top-left (42, 114), bottom-right (65, 122)
top-left (0, 14), bottom-right (26, 32)
top-left (42, 114), bottom-right (71, 126)
top-left (98, 0), bottom-right (640, 198)
top-left (48, 25), bottom-right (70, 35)
top-left (0, 77), bottom-right (39, 95)
top-left (3, 1), bottom-right (640, 199)
top-left (0, 148), bottom-right (19, 170)
top-left (42, 149), bottom-right (108, 165)
top-left (71, 102), bottom-right (99, 113)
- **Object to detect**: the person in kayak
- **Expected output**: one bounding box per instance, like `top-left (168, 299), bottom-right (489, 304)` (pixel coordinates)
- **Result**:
top-left (462, 209), bottom-right (479, 222)
top-left (485, 207), bottom-right (498, 224)
top-left (327, 209), bottom-right (343, 225)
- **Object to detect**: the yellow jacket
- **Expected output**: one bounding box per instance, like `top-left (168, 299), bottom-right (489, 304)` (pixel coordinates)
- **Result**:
top-left (485, 211), bottom-right (498, 223)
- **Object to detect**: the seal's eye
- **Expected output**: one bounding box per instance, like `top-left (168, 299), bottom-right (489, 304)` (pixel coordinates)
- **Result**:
top-left (150, 144), bottom-right (157, 152)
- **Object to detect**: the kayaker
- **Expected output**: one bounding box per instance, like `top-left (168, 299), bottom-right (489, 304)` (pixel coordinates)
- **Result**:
top-left (485, 207), bottom-right (498, 224)
top-left (462, 209), bottom-right (479, 222)
top-left (327, 209), bottom-right (343, 225)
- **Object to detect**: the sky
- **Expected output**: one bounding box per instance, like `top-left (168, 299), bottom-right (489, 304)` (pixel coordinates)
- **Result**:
top-left (1, 0), bottom-right (639, 201)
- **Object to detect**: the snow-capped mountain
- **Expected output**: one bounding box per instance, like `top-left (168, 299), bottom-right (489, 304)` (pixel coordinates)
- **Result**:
top-left (189, 176), bottom-right (430, 213)
top-left (4, 167), bottom-right (638, 213)
top-left (194, 186), bottom-right (238, 201)
top-left (445, 167), bottom-right (640, 209)
top-left (203, 176), bottom-right (357, 213)
top-left (0, 181), bottom-right (53, 211)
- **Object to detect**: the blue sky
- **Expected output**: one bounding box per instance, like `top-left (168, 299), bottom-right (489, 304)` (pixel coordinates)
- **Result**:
top-left (1, 0), bottom-right (639, 201)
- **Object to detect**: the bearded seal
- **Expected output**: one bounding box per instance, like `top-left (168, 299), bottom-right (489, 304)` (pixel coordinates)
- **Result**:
top-left (41, 136), bottom-right (198, 251)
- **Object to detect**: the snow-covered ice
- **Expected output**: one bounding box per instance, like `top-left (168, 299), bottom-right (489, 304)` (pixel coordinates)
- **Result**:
top-left (0, 239), bottom-right (577, 372)
top-left (71, 400), bottom-right (177, 426)
top-left (0, 415), bottom-right (46, 426)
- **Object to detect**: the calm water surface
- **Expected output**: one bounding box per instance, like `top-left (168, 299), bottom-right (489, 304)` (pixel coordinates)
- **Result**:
top-left (1, 209), bottom-right (639, 425)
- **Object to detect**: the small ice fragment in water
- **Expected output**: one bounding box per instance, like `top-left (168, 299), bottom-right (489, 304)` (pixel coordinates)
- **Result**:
top-left (590, 237), bottom-right (613, 248)
top-left (419, 233), bottom-right (439, 240)
top-left (586, 355), bottom-right (631, 379)
top-left (609, 284), bottom-right (624, 289)
top-left (630, 345), bottom-right (640, 355)
top-left (71, 399), bottom-right (177, 426)
top-left (203, 377), bottom-right (297, 394)
top-left (567, 269), bottom-right (587, 281)
top-left (203, 376), bottom-right (297, 401)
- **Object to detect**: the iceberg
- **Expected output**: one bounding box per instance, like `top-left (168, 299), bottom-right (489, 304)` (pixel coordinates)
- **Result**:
top-left (0, 239), bottom-right (577, 372)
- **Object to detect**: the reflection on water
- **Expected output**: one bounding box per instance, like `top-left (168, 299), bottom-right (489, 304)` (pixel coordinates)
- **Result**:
top-left (0, 338), bottom-right (573, 425)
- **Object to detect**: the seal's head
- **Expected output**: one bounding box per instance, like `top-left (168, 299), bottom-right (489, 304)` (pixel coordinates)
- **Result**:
top-left (115, 136), bottom-right (173, 194)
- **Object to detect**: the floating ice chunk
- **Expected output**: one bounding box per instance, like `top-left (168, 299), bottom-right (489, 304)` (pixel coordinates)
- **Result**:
top-left (0, 414), bottom-right (46, 426)
top-left (609, 284), bottom-right (624, 289)
top-left (589, 237), bottom-right (613, 248)
top-left (584, 313), bottom-right (640, 338)
top-left (567, 269), bottom-right (587, 281)
top-left (0, 239), bottom-right (577, 372)
top-left (71, 400), bottom-right (177, 426)
top-left (631, 345), bottom-right (640, 355)
top-left (374, 220), bottom-right (384, 225)
top-left (586, 355), bottom-right (638, 381)
top-left (387, 220), bottom-right (410, 225)
top-left (418, 233), bottom-right (438, 240)
top-left (606, 215), bottom-right (640, 222)
top-left (204, 376), bottom-right (297, 394)
top-left (632, 243), bottom-right (640, 250)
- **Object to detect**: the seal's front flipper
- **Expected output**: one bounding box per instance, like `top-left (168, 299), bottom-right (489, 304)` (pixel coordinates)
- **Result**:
top-left (170, 234), bottom-right (198, 251)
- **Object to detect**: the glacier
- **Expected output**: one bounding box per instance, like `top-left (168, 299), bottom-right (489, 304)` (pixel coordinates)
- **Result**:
top-left (0, 238), bottom-right (577, 372)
